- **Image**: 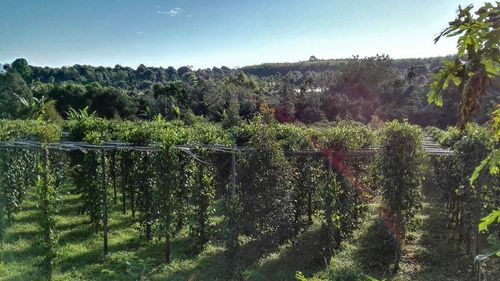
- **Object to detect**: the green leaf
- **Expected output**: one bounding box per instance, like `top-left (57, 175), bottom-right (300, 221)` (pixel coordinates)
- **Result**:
top-left (481, 59), bottom-right (499, 77)
top-left (478, 209), bottom-right (500, 233)
top-left (470, 155), bottom-right (490, 184)
top-left (442, 77), bottom-right (449, 89)
top-left (295, 271), bottom-right (308, 281)
top-left (451, 75), bottom-right (461, 86)
top-left (427, 90), bottom-right (443, 107)
top-left (490, 162), bottom-right (499, 175)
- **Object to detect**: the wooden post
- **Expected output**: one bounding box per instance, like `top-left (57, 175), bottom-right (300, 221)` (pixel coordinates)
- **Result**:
top-left (394, 201), bottom-right (402, 273)
top-left (466, 212), bottom-right (471, 255)
top-left (0, 197), bottom-right (3, 245)
top-left (228, 148), bottom-right (238, 272)
top-left (101, 150), bottom-right (109, 256)
top-left (144, 152), bottom-right (152, 241)
top-left (0, 148), bottom-right (5, 245)
top-left (42, 147), bottom-right (54, 281)
top-left (307, 190), bottom-right (312, 225)
top-left (323, 154), bottom-right (333, 266)
top-left (130, 153), bottom-right (136, 218)
top-left (231, 150), bottom-right (236, 199)
top-left (165, 197), bottom-right (171, 263)
top-left (164, 151), bottom-right (172, 264)
top-left (121, 153), bottom-right (127, 214)
top-left (111, 149), bottom-right (117, 205)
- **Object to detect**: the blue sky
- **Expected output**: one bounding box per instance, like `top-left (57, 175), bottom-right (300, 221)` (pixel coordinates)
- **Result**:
top-left (0, 0), bottom-right (486, 69)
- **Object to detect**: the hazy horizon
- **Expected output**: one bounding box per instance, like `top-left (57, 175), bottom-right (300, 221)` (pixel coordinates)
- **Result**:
top-left (1, 54), bottom-right (454, 71)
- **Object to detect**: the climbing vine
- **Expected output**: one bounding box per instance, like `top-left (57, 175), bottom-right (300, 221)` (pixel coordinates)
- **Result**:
top-left (430, 124), bottom-right (499, 257)
top-left (37, 147), bottom-right (58, 280)
top-left (376, 120), bottom-right (424, 271)
top-left (0, 117), bottom-right (378, 277)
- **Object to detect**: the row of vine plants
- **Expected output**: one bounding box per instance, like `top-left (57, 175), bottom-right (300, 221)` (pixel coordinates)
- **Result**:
top-left (427, 125), bottom-right (499, 259)
top-left (1, 117), bottom-right (489, 279)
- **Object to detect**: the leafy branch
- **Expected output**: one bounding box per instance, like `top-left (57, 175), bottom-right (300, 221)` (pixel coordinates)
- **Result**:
top-left (428, 2), bottom-right (499, 129)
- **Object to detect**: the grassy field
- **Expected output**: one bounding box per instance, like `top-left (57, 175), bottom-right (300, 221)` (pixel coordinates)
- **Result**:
top-left (0, 184), bottom-right (325, 281)
top-left (324, 193), bottom-right (475, 281)
top-left (0, 183), bottom-right (498, 281)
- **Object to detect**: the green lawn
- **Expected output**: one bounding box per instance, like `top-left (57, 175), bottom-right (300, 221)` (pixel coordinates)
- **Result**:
top-left (0, 185), bottom-right (324, 281)
top-left (1, 184), bottom-right (497, 281)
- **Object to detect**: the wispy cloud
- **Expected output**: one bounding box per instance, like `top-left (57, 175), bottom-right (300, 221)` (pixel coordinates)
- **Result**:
top-left (135, 31), bottom-right (144, 35)
top-left (157, 8), bottom-right (183, 17)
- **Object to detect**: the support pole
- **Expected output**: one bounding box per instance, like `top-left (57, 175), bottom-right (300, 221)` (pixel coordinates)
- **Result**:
top-left (394, 201), bottom-right (402, 273)
top-left (0, 148), bottom-right (5, 245)
top-left (111, 149), bottom-right (117, 205)
top-left (121, 153), bottom-right (127, 214)
top-left (227, 148), bottom-right (239, 273)
top-left (130, 154), bottom-right (136, 218)
top-left (164, 151), bottom-right (172, 264)
top-left (307, 189), bottom-right (312, 225)
top-left (231, 150), bottom-right (236, 199)
top-left (101, 150), bottom-right (109, 256)
top-left (41, 147), bottom-right (55, 281)
top-left (144, 152), bottom-right (152, 241)
top-left (165, 195), bottom-right (171, 263)
top-left (323, 153), bottom-right (333, 266)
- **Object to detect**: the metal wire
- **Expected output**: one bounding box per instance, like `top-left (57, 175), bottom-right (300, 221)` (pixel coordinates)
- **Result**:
top-left (0, 140), bottom-right (453, 156)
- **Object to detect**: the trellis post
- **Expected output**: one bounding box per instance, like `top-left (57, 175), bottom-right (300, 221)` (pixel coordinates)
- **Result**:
top-left (163, 150), bottom-right (172, 264)
top-left (0, 148), bottom-right (5, 245)
top-left (121, 153), bottom-right (127, 214)
top-left (111, 149), bottom-right (117, 205)
top-left (144, 151), bottom-right (152, 241)
top-left (231, 149), bottom-right (236, 199)
top-left (101, 149), bottom-right (109, 256)
top-left (41, 147), bottom-right (55, 281)
top-left (227, 147), bottom-right (239, 272)
top-left (323, 152), bottom-right (334, 266)
top-left (130, 153), bottom-right (136, 218)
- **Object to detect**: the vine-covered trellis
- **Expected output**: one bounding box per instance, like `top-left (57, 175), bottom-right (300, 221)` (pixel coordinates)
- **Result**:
top-left (0, 118), bottom-right (456, 280)
top-left (428, 125), bottom-right (499, 260)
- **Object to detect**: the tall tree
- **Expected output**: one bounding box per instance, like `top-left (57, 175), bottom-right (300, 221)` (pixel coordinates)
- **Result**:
top-left (0, 70), bottom-right (33, 119)
top-left (11, 58), bottom-right (32, 83)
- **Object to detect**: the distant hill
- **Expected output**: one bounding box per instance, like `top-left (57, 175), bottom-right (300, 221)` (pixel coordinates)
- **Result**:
top-left (1, 56), bottom-right (451, 87)
top-left (239, 56), bottom-right (450, 77)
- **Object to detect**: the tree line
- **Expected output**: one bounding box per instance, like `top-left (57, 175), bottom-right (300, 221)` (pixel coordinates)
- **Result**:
top-left (1, 55), bottom-right (498, 128)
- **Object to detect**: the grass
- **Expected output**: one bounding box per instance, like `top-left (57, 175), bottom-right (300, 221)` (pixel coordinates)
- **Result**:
top-left (316, 182), bottom-right (499, 281)
top-left (0, 185), bottom-right (326, 281)
top-left (1, 182), bottom-right (498, 280)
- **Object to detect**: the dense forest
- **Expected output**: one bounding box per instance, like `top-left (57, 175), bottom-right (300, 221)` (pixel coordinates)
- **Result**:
top-left (1, 55), bottom-right (498, 128)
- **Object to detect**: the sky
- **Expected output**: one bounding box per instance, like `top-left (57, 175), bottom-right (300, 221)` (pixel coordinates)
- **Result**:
top-left (0, 0), bottom-right (487, 69)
